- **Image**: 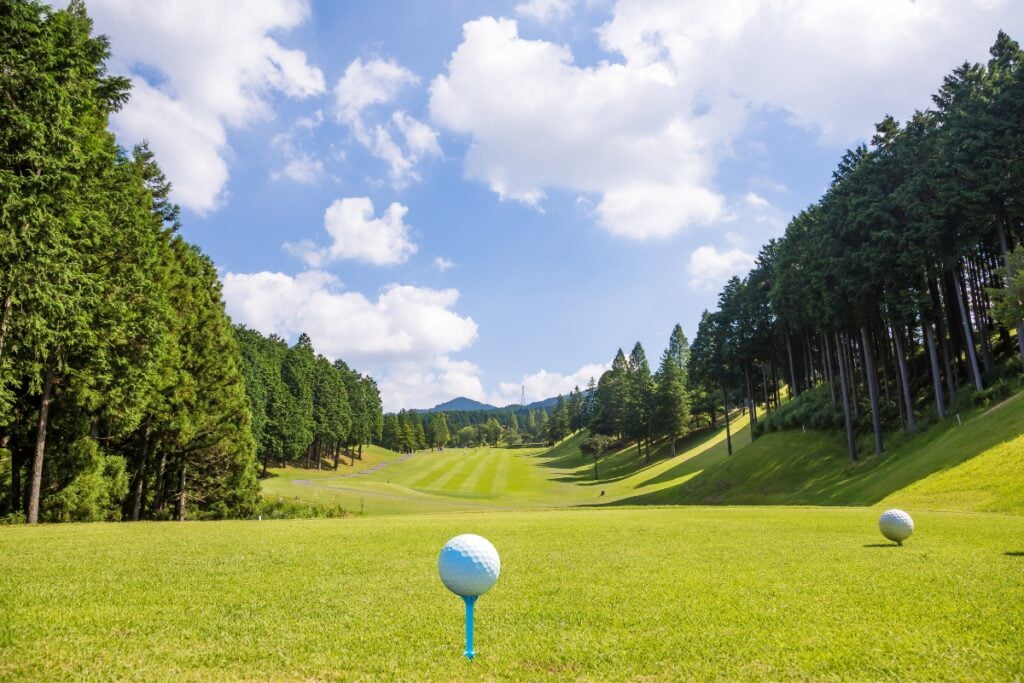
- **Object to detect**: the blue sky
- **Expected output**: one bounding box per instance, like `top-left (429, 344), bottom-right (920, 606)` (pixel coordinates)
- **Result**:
top-left (86, 0), bottom-right (1023, 410)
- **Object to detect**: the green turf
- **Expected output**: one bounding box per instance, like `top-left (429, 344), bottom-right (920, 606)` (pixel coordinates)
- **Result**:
top-left (2, 507), bottom-right (1021, 680)
top-left (607, 392), bottom-right (1024, 513)
top-left (260, 392), bottom-right (1024, 519)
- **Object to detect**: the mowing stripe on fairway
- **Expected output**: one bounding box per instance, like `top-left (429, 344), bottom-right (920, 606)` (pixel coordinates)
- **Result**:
top-left (461, 449), bottom-right (500, 494)
top-left (474, 450), bottom-right (504, 494)
top-left (415, 451), bottom-right (480, 491)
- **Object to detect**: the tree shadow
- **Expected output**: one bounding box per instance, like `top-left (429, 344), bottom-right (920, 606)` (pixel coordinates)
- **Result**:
top-left (1005, 551), bottom-right (1024, 557)
top-left (606, 392), bottom-right (1024, 508)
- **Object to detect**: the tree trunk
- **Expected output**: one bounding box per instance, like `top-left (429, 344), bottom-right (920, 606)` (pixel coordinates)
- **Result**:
top-left (761, 364), bottom-right (770, 414)
top-left (967, 255), bottom-right (994, 374)
top-left (785, 331), bottom-right (798, 398)
top-left (841, 333), bottom-right (860, 419)
top-left (952, 268), bottom-right (984, 391)
top-left (130, 431), bottom-right (151, 521)
top-left (824, 332), bottom-right (837, 405)
top-left (997, 218), bottom-right (1024, 367)
top-left (861, 326), bottom-right (884, 455)
top-left (152, 449), bottom-right (168, 515)
top-left (174, 456), bottom-right (186, 522)
top-left (723, 388), bottom-right (732, 456)
top-left (27, 359), bottom-right (56, 524)
top-left (834, 331), bottom-right (857, 462)
top-left (744, 362), bottom-right (756, 425)
top-left (892, 325), bottom-right (917, 432)
top-left (334, 440), bottom-right (340, 470)
top-left (261, 452), bottom-right (269, 478)
top-left (877, 324), bottom-right (892, 404)
top-left (923, 314), bottom-right (945, 419)
top-left (10, 448), bottom-right (20, 515)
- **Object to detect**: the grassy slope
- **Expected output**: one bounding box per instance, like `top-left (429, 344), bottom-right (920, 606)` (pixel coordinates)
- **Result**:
top-left (260, 445), bottom-right (557, 515)
top-left (2, 508), bottom-right (1021, 680)
top-left (608, 392), bottom-right (1024, 513)
top-left (261, 391), bottom-right (1023, 516)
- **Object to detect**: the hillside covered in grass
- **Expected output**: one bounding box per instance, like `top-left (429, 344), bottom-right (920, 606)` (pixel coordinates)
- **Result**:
top-left (598, 391), bottom-right (1024, 513)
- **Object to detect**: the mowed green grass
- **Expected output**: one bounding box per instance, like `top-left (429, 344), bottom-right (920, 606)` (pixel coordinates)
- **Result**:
top-left (608, 392), bottom-right (1024, 513)
top-left (261, 444), bottom-right (564, 516)
top-left (260, 392), bottom-right (1024, 520)
top-left (2, 507), bottom-right (1022, 680)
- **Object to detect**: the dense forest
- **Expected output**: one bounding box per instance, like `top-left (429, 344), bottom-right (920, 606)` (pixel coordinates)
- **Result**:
top-left (685, 32), bottom-right (1024, 460)
top-left (0, 1), bottom-right (382, 524)
top-left (378, 403), bottom-right (563, 452)
top-left (234, 328), bottom-right (382, 474)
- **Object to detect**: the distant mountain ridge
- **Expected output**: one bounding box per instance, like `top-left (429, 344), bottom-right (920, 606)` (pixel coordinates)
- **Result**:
top-left (422, 397), bottom-right (498, 412)
top-left (420, 394), bottom-right (569, 413)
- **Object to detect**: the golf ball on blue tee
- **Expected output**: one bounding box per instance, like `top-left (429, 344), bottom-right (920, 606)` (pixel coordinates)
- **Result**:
top-left (878, 509), bottom-right (914, 544)
top-left (438, 534), bottom-right (500, 596)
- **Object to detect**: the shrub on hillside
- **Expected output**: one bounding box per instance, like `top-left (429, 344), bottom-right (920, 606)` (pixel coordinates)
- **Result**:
top-left (256, 497), bottom-right (351, 520)
top-left (754, 386), bottom-right (844, 436)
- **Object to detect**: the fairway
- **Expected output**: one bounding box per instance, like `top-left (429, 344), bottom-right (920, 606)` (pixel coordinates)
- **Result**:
top-left (259, 412), bottom-right (755, 516)
top-left (2, 507), bottom-right (1022, 680)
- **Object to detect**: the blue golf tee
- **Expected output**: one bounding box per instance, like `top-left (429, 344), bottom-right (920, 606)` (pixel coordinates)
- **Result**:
top-left (462, 595), bottom-right (477, 661)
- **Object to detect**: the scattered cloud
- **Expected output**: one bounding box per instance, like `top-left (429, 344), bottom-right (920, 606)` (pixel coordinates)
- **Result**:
top-left (687, 245), bottom-right (756, 292)
top-left (285, 197), bottom-right (418, 267)
top-left (271, 110), bottom-right (326, 183)
top-left (89, 0), bottom-right (325, 214)
top-left (433, 257), bottom-right (455, 272)
top-left (515, 0), bottom-right (578, 23)
top-left (221, 270), bottom-right (480, 410)
top-left (429, 17), bottom-right (732, 240)
top-left (744, 192), bottom-right (770, 209)
top-left (598, 0), bottom-right (1024, 143)
top-left (492, 362), bottom-right (609, 406)
top-left (333, 58), bottom-right (441, 186)
top-left (430, 3), bottom-right (1021, 240)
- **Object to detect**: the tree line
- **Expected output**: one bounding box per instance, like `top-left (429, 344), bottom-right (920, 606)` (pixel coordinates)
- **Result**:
top-left (234, 328), bottom-right (382, 473)
top-left (0, 1), bottom-right (260, 523)
top-left (0, 1), bottom-right (386, 523)
top-left (584, 325), bottom-right (693, 460)
top-left (687, 32), bottom-right (1024, 461)
top-left (378, 405), bottom-right (559, 452)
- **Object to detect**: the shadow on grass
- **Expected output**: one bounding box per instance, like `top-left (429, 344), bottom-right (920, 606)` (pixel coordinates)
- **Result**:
top-left (1005, 551), bottom-right (1024, 557)
top-left (863, 543), bottom-right (900, 548)
top-left (603, 391), bottom-right (1024, 509)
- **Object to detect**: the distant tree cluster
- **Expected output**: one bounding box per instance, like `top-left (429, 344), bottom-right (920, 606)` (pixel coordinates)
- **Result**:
top-left (689, 32), bottom-right (1024, 461)
top-left (234, 329), bottom-right (382, 473)
top-left (587, 325), bottom-right (693, 459)
top-left (378, 404), bottom-right (564, 451)
top-left (0, 1), bottom-right (258, 523)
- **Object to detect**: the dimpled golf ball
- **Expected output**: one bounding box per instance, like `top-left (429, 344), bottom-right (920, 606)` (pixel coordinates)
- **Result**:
top-left (879, 508), bottom-right (914, 544)
top-left (438, 534), bottom-right (500, 596)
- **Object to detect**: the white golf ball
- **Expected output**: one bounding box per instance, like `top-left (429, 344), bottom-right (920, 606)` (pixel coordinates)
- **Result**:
top-left (438, 534), bottom-right (501, 596)
top-left (879, 509), bottom-right (914, 544)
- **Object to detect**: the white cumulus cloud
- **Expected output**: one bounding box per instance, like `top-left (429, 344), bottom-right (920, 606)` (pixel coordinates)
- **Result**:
top-left (334, 58), bottom-right (441, 186)
top-left (429, 17), bottom-right (730, 239)
top-left (221, 270), bottom-right (481, 411)
top-left (285, 197), bottom-right (418, 267)
top-left (430, 3), bottom-right (1022, 239)
top-left (515, 0), bottom-right (578, 23)
top-left (433, 257), bottom-right (455, 272)
top-left (492, 362), bottom-right (609, 406)
top-left (89, 0), bottom-right (325, 214)
top-left (688, 245), bottom-right (756, 292)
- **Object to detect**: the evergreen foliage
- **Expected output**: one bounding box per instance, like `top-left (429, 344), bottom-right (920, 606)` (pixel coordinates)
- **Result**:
top-left (0, 1), bottom-right (381, 522)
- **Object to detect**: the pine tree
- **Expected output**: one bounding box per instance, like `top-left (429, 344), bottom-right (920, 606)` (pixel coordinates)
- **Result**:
top-left (654, 326), bottom-right (691, 457)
